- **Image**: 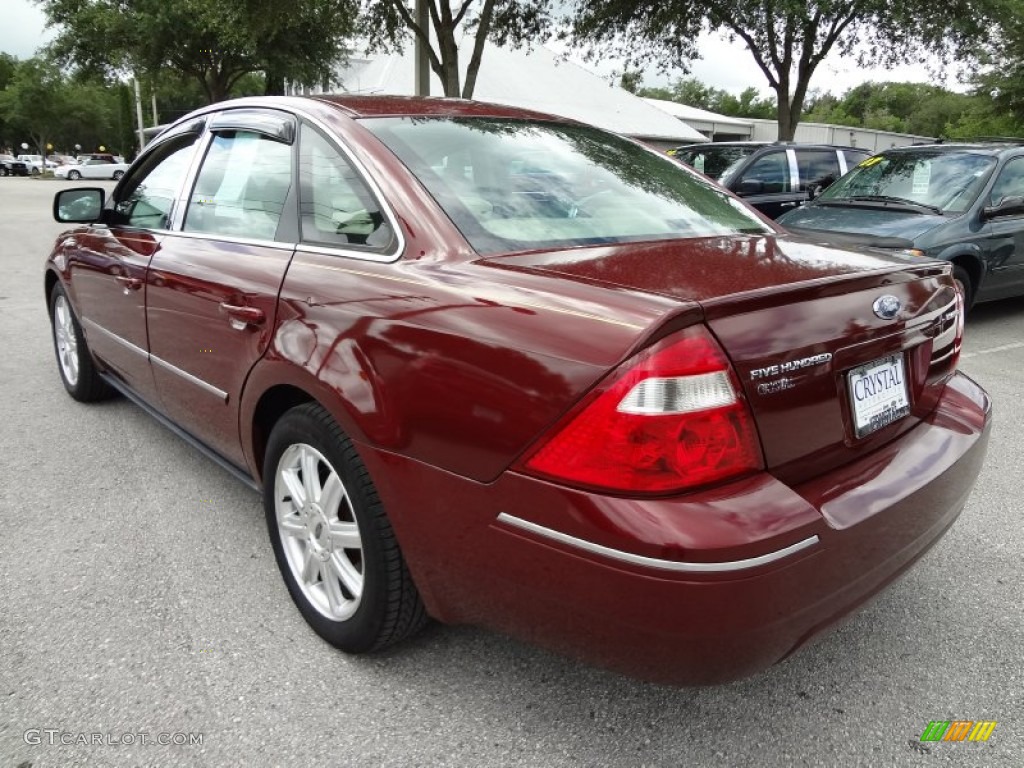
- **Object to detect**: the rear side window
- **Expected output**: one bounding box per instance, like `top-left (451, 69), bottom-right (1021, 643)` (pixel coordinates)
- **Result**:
top-left (842, 150), bottom-right (870, 171)
top-left (297, 124), bottom-right (394, 250)
top-left (795, 150), bottom-right (840, 191)
top-left (184, 131), bottom-right (294, 241)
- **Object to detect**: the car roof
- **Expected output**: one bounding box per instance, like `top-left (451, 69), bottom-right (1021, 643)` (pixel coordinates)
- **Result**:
top-left (881, 141), bottom-right (1024, 155)
top-left (313, 94), bottom-right (571, 123)
top-left (672, 141), bottom-right (865, 152)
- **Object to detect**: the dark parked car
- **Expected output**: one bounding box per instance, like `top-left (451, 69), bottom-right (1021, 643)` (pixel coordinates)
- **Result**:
top-left (0, 154), bottom-right (30, 176)
top-left (45, 96), bottom-right (990, 685)
top-left (778, 142), bottom-right (1024, 309)
top-left (670, 141), bottom-right (871, 219)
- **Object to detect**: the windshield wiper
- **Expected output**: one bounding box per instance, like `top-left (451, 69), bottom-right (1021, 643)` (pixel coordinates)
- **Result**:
top-left (819, 195), bottom-right (943, 215)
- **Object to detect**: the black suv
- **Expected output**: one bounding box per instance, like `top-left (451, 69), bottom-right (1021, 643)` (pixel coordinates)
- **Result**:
top-left (669, 142), bottom-right (870, 219)
top-left (778, 142), bottom-right (1024, 309)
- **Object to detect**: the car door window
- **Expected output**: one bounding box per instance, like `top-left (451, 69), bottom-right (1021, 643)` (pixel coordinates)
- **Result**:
top-left (796, 150), bottom-right (841, 191)
top-left (184, 131), bottom-right (294, 241)
top-left (298, 124), bottom-right (394, 250)
top-left (988, 157), bottom-right (1024, 207)
top-left (114, 135), bottom-right (200, 229)
top-left (738, 152), bottom-right (789, 193)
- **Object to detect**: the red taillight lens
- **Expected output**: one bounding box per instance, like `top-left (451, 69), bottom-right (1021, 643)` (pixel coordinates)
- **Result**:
top-left (523, 325), bottom-right (763, 494)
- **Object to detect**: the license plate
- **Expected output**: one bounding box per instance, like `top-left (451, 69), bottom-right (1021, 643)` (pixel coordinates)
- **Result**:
top-left (847, 354), bottom-right (910, 438)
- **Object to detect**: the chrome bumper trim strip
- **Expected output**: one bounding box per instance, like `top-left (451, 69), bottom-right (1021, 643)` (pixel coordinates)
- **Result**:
top-left (496, 512), bottom-right (819, 573)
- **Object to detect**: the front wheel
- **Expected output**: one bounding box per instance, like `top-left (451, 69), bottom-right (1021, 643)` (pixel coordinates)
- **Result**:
top-left (952, 266), bottom-right (974, 312)
top-left (112, 170), bottom-right (124, 180)
top-left (67, 169), bottom-right (81, 180)
top-left (264, 403), bottom-right (427, 653)
top-left (49, 284), bottom-right (111, 401)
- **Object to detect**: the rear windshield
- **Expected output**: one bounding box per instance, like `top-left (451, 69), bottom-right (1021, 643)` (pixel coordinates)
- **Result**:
top-left (361, 117), bottom-right (770, 256)
top-left (672, 145), bottom-right (759, 183)
top-left (821, 150), bottom-right (996, 213)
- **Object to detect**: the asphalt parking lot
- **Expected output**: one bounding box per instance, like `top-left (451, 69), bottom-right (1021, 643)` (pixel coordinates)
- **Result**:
top-left (0, 176), bottom-right (1020, 767)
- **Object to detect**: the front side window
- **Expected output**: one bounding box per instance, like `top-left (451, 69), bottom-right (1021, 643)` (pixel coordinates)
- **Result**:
top-left (298, 125), bottom-right (394, 250)
top-left (184, 131), bottom-right (294, 241)
top-left (362, 118), bottom-right (770, 256)
top-left (821, 151), bottom-right (996, 213)
top-left (115, 136), bottom-right (199, 229)
top-left (988, 157), bottom-right (1024, 207)
top-left (737, 152), bottom-right (790, 193)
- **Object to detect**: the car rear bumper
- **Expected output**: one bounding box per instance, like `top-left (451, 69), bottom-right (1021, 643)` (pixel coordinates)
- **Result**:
top-left (360, 371), bottom-right (991, 684)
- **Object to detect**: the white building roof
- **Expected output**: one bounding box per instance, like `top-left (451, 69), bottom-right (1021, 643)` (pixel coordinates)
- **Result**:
top-left (641, 98), bottom-right (754, 129)
top-left (332, 45), bottom-right (708, 144)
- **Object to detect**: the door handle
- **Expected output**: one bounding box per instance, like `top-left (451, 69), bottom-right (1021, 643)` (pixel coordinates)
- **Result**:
top-left (219, 303), bottom-right (266, 330)
top-left (115, 276), bottom-right (143, 292)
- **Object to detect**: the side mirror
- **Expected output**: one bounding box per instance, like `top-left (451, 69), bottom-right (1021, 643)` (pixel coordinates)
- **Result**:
top-left (735, 179), bottom-right (765, 196)
top-left (982, 195), bottom-right (1024, 221)
top-left (53, 188), bottom-right (105, 223)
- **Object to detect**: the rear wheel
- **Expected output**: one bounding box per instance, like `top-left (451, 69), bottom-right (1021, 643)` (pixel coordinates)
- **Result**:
top-left (952, 265), bottom-right (974, 312)
top-left (67, 169), bottom-right (81, 180)
top-left (264, 403), bottom-right (427, 652)
top-left (49, 284), bottom-right (111, 401)
top-left (112, 170), bottom-right (124, 180)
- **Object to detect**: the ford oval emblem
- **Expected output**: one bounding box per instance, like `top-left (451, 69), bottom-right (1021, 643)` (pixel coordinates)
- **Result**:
top-left (872, 295), bottom-right (902, 320)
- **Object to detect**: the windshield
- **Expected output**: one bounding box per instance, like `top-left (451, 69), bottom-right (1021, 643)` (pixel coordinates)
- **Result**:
top-left (362, 118), bottom-right (771, 256)
top-left (820, 151), bottom-right (996, 214)
top-left (673, 146), bottom-right (759, 184)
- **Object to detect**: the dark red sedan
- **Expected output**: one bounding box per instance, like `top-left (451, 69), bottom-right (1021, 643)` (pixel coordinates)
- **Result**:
top-left (45, 95), bottom-right (991, 684)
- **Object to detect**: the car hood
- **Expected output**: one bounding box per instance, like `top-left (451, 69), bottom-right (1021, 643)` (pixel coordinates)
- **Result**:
top-left (778, 203), bottom-right (949, 246)
top-left (483, 234), bottom-right (907, 306)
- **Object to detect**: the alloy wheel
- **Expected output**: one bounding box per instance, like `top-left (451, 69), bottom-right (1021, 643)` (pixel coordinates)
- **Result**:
top-left (274, 443), bottom-right (364, 621)
top-left (53, 294), bottom-right (79, 386)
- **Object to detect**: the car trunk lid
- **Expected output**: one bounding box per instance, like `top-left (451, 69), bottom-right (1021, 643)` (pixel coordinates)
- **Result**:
top-left (488, 235), bottom-right (961, 486)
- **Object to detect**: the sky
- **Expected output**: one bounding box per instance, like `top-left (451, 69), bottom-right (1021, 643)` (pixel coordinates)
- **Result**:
top-left (1, 0), bottom-right (965, 98)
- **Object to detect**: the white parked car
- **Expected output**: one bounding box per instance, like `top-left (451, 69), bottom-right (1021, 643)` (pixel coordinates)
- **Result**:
top-left (17, 154), bottom-right (59, 174)
top-left (54, 156), bottom-right (130, 180)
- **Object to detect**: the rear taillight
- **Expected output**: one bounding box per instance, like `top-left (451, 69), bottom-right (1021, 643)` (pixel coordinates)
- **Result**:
top-left (523, 325), bottom-right (763, 494)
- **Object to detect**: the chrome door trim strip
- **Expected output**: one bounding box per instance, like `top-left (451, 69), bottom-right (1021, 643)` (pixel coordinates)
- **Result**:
top-left (82, 318), bottom-right (148, 358)
top-left (150, 353), bottom-right (229, 402)
top-left (496, 512), bottom-right (820, 573)
top-left (786, 148), bottom-right (800, 192)
top-left (83, 317), bottom-right (229, 402)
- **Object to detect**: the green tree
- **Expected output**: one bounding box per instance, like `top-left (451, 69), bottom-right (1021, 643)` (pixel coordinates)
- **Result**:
top-left (638, 76), bottom-right (775, 118)
top-left (41, 0), bottom-right (358, 103)
top-left (362, 0), bottom-right (552, 98)
top-left (964, 0), bottom-right (1024, 133)
top-left (571, 0), bottom-right (995, 140)
top-left (0, 57), bottom-right (66, 161)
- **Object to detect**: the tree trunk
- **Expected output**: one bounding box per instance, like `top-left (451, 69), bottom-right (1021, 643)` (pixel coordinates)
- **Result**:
top-left (776, 89), bottom-right (797, 140)
top-left (437, 28), bottom-right (461, 97)
top-left (264, 69), bottom-right (285, 96)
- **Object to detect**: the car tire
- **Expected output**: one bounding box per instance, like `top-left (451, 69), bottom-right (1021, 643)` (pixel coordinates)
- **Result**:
top-left (49, 284), bottom-right (112, 402)
top-left (112, 170), bottom-right (124, 180)
top-left (30, 167), bottom-right (39, 176)
top-left (952, 266), bottom-right (974, 312)
top-left (264, 403), bottom-right (428, 653)
top-left (0, 167), bottom-right (7, 177)
top-left (68, 170), bottom-right (81, 180)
